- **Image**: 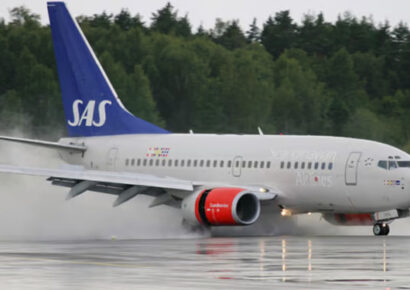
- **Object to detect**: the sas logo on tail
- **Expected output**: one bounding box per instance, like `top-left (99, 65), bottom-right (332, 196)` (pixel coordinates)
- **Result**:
top-left (68, 100), bottom-right (112, 127)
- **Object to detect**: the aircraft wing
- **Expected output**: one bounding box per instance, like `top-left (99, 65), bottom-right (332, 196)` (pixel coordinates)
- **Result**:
top-left (0, 164), bottom-right (193, 190)
top-left (0, 164), bottom-right (278, 207)
top-left (0, 164), bottom-right (194, 208)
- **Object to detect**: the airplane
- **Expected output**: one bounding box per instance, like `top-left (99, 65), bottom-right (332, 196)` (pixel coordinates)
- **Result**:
top-left (0, 1), bottom-right (409, 236)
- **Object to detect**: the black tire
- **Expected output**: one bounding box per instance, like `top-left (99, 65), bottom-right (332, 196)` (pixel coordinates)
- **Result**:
top-left (373, 223), bottom-right (382, 236)
top-left (373, 223), bottom-right (390, 236)
top-left (382, 224), bottom-right (390, 236)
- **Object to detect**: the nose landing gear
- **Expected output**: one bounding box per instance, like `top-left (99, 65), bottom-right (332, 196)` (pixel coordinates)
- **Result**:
top-left (373, 223), bottom-right (390, 236)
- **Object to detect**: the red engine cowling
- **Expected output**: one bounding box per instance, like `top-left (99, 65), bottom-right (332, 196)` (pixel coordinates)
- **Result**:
top-left (182, 188), bottom-right (260, 226)
top-left (322, 213), bottom-right (375, 226)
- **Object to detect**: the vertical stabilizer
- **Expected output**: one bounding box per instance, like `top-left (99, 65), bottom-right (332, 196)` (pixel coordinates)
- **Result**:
top-left (47, 2), bottom-right (168, 136)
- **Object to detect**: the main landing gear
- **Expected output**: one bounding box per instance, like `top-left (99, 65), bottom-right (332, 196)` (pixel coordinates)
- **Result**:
top-left (373, 223), bottom-right (390, 236)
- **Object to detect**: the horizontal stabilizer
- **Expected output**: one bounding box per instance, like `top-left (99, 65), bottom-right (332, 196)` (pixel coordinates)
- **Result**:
top-left (0, 136), bottom-right (86, 152)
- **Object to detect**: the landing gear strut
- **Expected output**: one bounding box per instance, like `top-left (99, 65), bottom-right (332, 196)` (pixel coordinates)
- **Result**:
top-left (373, 223), bottom-right (390, 236)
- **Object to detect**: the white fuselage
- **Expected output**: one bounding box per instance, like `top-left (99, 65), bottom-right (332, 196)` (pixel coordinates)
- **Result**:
top-left (59, 134), bottom-right (410, 214)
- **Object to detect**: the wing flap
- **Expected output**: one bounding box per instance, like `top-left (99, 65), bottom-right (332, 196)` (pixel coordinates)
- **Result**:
top-left (49, 177), bottom-right (126, 195)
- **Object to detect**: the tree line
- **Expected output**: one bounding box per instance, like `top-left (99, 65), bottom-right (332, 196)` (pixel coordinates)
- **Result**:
top-left (0, 4), bottom-right (410, 151)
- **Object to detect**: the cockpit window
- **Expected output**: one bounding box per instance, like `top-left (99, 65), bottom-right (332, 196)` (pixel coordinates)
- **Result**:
top-left (378, 160), bottom-right (387, 169)
top-left (378, 160), bottom-right (402, 170)
top-left (398, 161), bottom-right (410, 168)
top-left (388, 160), bottom-right (398, 170)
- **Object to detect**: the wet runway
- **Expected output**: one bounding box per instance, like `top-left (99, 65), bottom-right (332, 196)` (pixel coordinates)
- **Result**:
top-left (0, 236), bottom-right (408, 289)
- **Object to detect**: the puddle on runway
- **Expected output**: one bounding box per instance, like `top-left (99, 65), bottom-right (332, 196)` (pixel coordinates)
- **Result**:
top-left (0, 236), bottom-right (408, 289)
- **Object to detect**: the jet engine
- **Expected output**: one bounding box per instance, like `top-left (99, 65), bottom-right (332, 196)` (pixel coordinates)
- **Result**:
top-left (322, 213), bottom-right (375, 226)
top-left (182, 188), bottom-right (260, 226)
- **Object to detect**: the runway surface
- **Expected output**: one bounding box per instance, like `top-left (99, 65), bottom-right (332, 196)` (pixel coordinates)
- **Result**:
top-left (0, 236), bottom-right (408, 289)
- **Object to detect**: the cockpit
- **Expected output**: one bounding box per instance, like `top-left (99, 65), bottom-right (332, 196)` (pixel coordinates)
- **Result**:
top-left (378, 156), bottom-right (410, 170)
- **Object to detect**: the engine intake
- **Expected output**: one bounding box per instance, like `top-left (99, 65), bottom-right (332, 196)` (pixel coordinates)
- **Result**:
top-left (182, 188), bottom-right (261, 226)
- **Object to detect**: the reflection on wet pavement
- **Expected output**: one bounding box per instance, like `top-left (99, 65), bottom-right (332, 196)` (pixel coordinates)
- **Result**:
top-left (0, 236), bottom-right (408, 289)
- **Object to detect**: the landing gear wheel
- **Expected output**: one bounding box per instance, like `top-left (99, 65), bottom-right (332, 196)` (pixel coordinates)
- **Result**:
top-left (373, 223), bottom-right (390, 236)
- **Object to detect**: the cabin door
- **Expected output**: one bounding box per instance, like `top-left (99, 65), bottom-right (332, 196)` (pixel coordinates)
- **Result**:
top-left (345, 152), bottom-right (361, 185)
top-left (106, 147), bottom-right (119, 169)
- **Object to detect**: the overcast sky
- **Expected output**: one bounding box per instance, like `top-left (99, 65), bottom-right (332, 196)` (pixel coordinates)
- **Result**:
top-left (1, 0), bottom-right (410, 31)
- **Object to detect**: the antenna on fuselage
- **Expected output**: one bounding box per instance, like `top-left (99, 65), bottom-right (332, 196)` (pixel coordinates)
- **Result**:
top-left (189, 129), bottom-right (194, 134)
top-left (257, 127), bottom-right (264, 136)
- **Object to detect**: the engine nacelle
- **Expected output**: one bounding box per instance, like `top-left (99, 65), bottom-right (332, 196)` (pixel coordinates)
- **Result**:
top-left (322, 213), bottom-right (375, 226)
top-left (182, 188), bottom-right (260, 226)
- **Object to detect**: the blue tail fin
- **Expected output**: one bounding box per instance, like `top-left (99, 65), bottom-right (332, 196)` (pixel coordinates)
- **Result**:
top-left (47, 2), bottom-right (168, 137)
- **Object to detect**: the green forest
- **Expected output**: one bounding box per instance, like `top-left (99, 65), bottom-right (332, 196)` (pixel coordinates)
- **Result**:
top-left (1, 4), bottom-right (410, 151)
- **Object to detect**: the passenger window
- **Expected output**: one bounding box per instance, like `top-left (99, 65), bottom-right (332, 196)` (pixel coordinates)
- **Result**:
top-left (187, 159), bottom-right (191, 167)
top-left (194, 160), bottom-right (198, 167)
top-left (301, 162), bottom-right (305, 169)
top-left (286, 161), bottom-right (291, 169)
top-left (206, 160), bottom-right (210, 167)
top-left (181, 160), bottom-right (185, 167)
top-left (314, 162), bottom-right (319, 170)
top-left (266, 161), bottom-right (271, 169)
top-left (228, 160), bottom-right (232, 167)
top-left (155, 159), bottom-right (159, 166)
top-left (175, 160), bottom-right (179, 167)
top-left (213, 160), bottom-right (217, 167)
top-left (389, 161), bottom-right (398, 170)
top-left (161, 159), bottom-right (166, 166)
top-left (131, 159), bottom-right (135, 166)
top-left (260, 161), bottom-right (265, 168)
top-left (242, 161), bottom-right (246, 168)
top-left (294, 162), bottom-right (298, 169)
top-left (307, 162), bottom-right (312, 169)
top-left (149, 159), bottom-right (153, 166)
top-left (143, 159), bottom-right (147, 166)
top-left (125, 159), bottom-right (129, 166)
top-left (328, 162), bottom-right (333, 170)
top-left (321, 162), bottom-right (325, 170)
top-left (377, 160), bottom-right (387, 169)
top-left (248, 161), bottom-right (252, 168)
top-left (137, 159), bottom-right (141, 166)
top-left (254, 161), bottom-right (258, 168)
top-left (168, 159), bottom-right (172, 167)
top-left (235, 161), bottom-right (239, 167)
top-left (280, 161), bottom-right (284, 169)
top-left (220, 160), bottom-right (224, 167)
top-left (200, 160), bottom-right (204, 167)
